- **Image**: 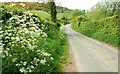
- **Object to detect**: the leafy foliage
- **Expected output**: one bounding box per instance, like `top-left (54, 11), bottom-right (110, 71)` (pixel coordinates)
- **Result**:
top-left (1, 3), bottom-right (68, 73)
top-left (71, 1), bottom-right (119, 46)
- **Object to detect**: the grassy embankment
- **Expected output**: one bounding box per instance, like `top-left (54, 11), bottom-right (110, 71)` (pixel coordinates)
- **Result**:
top-left (71, 13), bottom-right (119, 47)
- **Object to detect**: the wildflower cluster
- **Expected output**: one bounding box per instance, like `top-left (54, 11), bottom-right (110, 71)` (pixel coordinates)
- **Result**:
top-left (3, 11), bottom-right (47, 50)
top-left (2, 10), bottom-right (53, 73)
top-left (13, 50), bottom-right (53, 73)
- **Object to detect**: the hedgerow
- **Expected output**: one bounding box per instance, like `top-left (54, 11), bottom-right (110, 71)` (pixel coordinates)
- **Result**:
top-left (1, 5), bottom-right (68, 73)
top-left (72, 15), bottom-right (119, 46)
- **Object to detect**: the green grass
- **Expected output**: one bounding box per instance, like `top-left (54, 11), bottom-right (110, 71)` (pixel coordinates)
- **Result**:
top-left (36, 23), bottom-right (69, 72)
top-left (30, 10), bottom-right (51, 20)
top-left (57, 13), bottom-right (64, 19)
top-left (57, 13), bottom-right (72, 20)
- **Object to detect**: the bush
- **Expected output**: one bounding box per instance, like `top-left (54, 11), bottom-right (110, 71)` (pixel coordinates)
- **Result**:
top-left (1, 6), bottom-right (68, 73)
top-left (2, 8), bottom-right (53, 72)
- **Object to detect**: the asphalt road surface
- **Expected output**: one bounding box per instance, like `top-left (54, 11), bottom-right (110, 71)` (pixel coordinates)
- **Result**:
top-left (64, 24), bottom-right (118, 72)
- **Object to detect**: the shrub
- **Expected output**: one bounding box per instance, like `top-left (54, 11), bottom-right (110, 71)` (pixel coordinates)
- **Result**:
top-left (1, 6), bottom-right (68, 73)
top-left (1, 8), bottom-right (53, 73)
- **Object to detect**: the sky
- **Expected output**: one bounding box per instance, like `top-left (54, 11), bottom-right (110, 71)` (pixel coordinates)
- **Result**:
top-left (0, 0), bottom-right (101, 10)
top-left (57, 0), bottom-right (101, 10)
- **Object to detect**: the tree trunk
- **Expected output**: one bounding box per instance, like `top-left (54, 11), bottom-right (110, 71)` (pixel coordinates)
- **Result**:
top-left (49, 1), bottom-right (57, 23)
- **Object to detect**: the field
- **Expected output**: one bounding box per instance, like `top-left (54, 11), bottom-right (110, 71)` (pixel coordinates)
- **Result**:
top-left (30, 10), bottom-right (51, 20)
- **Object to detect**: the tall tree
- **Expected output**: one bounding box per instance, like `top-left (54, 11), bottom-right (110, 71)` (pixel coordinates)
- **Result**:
top-left (48, 1), bottom-right (57, 23)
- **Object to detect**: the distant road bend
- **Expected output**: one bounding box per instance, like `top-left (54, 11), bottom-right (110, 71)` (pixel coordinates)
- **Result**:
top-left (64, 24), bottom-right (118, 72)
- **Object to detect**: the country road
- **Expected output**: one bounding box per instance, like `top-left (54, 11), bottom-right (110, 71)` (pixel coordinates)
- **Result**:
top-left (64, 24), bottom-right (118, 72)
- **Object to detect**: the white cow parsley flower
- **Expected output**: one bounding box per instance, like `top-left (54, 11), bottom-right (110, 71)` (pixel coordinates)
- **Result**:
top-left (40, 59), bottom-right (46, 65)
top-left (50, 57), bottom-right (54, 60)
